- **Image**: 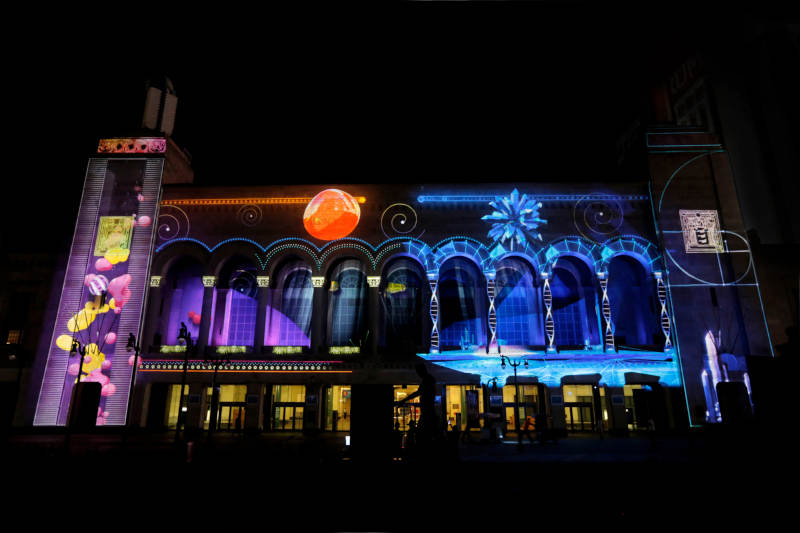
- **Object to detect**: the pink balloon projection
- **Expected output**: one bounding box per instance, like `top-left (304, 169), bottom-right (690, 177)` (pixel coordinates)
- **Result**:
top-left (86, 368), bottom-right (109, 386)
top-left (101, 383), bottom-right (117, 397)
top-left (137, 215), bottom-right (151, 227)
top-left (101, 359), bottom-right (112, 370)
top-left (108, 274), bottom-right (132, 313)
top-left (104, 332), bottom-right (117, 345)
top-left (95, 257), bottom-right (113, 272)
top-left (188, 311), bottom-right (201, 325)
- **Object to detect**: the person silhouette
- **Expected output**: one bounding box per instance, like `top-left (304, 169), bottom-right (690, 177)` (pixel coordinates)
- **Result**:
top-left (178, 322), bottom-right (189, 344)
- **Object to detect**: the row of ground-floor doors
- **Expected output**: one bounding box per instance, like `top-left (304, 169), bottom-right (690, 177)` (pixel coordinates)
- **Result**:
top-left (147, 381), bottom-right (674, 434)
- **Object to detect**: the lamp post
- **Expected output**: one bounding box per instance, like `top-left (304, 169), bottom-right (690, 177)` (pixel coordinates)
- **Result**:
top-left (500, 355), bottom-right (528, 448)
top-left (174, 327), bottom-right (192, 443)
top-left (124, 333), bottom-right (141, 443)
top-left (204, 350), bottom-right (230, 441)
top-left (64, 338), bottom-right (88, 451)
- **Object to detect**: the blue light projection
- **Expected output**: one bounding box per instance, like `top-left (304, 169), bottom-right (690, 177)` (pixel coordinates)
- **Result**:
top-left (418, 351), bottom-right (681, 388)
top-left (482, 189), bottom-right (547, 250)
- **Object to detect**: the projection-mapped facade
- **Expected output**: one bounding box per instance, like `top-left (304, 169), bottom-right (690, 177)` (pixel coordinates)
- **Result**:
top-left (32, 127), bottom-right (772, 435)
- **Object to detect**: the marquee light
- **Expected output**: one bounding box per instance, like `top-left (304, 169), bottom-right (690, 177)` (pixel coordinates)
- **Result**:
top-left (160, 345), bottom-right (187, 353)
top-left (161, 196), bottom-right (367, 206)
top-left (329, 346), bottom-right (360, 355)
top-left (272, 346), bottom-right (303, 355)
top-left (216, 346), bottom-right (247, 354)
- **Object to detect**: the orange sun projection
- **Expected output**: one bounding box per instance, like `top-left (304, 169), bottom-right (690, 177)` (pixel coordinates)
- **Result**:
top-left (303, 189), bottom-right (361, 240)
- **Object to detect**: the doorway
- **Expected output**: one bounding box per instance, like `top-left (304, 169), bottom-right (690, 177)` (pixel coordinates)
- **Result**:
top-left (273, 405), bottom-right (304, 431)
top-left (564, 403), bottom-right (594, 431)
top-left (217, 402), bottom-right (246, 431)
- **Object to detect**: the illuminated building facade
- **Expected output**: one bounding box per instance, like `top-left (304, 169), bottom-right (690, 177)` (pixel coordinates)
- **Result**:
top-left (30, 129), bottom-right (774, 437)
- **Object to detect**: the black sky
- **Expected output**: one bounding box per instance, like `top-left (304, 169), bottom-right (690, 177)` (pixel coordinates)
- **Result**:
top-left (5, 4), bottom-right (764, 253)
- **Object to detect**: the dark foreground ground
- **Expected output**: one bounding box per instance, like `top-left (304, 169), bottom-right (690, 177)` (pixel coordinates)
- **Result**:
top-left (1, 426), bottom-right (792, 531)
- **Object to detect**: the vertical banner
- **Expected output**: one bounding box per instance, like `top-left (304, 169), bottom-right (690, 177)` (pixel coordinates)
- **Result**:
top-left (35, 157), bottom-right (163, 426)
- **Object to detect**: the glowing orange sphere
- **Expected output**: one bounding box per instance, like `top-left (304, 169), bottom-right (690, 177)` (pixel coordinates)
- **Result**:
top-left (303, 189), bottom-right (361, 240)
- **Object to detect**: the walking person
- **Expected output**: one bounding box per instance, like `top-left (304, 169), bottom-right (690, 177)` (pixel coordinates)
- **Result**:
top-left (521, 415), bottom-right (536, 445)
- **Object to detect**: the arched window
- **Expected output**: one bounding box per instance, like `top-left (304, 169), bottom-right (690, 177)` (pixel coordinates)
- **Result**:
top-left (161, 257), bottom-right (204, 345)
top-left (438, 257), bottom-right (486, 351)
top-left (495, 258), bottom-right (544, 346)
top-left (211, 256), bottom-right (258, 346)
top-left (265, 260), bottom-right (313, 347)
top-left (550, 256), bottom-right (600, 347)
top-left (380, 257), bottom-right (426, 350)
top-left (327, 259), bottom-right (367, 347)
top-left (607, 255), bottom-right (662, 348)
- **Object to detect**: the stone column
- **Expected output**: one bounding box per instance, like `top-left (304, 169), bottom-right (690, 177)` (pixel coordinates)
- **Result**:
top-left (310, 276), bottom-right (327, 355)
top-left (196, 276), bottom-right (216, 353)
top-left (548, 386), bottom-right (566, 432)
top-left (597, 271), bottom-right (615, 353)
top-left (428, 274), bottom-right (439, 354)
top-left (367, 276), bottom-right (381, 356)
top-left (304, 383), bottom-right (323, 431)
top-left (245, 382), bottom-right (263, 433)
top-left (607, 386), bottom-right (628, 433)
top-left (185, 382), bottom-right (205, 430)
top-left (542, 272), bottom-right (556, 354)
top-left (254, 276), bottom-right (270, 355)
top-left (143, 276), bottom-right (163, 351)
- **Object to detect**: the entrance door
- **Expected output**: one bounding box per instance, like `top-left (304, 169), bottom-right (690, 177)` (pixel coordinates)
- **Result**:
top-left (217, 402), bottom-right (246, 431)
top-left (564, 402), bottom-right (594, 431)
top-left (273, 405), bottom-right (304, 431)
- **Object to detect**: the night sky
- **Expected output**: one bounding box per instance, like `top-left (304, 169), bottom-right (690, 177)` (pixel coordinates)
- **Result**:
top-left (5, 5), bottom-right (755, 254)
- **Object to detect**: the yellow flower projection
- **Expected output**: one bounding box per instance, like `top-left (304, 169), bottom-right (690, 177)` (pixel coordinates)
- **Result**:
top-left (303, 189), bottom-right (361, 240)
top-left (66, 300), bottom-right (111, 332)
top-left (104, 247), bottom-right (130, 265)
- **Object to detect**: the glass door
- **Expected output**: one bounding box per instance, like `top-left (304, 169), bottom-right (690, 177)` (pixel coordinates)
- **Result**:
top-left (217, 402), bottom-right (246, 431)
top-left (273, 405), bottom-right (304, 431)
top-left (564, 403), bottom-right (594, 431)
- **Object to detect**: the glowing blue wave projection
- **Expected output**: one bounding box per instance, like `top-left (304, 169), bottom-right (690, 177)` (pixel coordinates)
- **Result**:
top-left (418, 350), bottom-right (681, 388)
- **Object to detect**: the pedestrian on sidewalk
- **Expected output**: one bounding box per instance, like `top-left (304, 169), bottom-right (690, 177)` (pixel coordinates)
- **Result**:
top-left (521, 415), bottom-right (536, 445)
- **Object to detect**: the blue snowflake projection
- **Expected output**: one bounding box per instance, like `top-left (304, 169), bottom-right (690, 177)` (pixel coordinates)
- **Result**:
top-left (481, 189), bottom-right (547, 250)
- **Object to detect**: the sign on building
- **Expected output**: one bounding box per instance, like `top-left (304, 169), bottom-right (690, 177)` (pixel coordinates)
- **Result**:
top-left (679, 210), bottom-right (724, 253)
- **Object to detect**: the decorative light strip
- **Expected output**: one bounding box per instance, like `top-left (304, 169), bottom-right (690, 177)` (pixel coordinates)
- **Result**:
top-left (654, 271), bottom-right (673, 352)
top-left (329, 346), bottom-right (360, 355)
top-left (139, 359), bottom-right (351, 373)
top-left (272, 346), bottom-right (304, 355)
top-left (161, 196), bottom-right (367, 206)
top-left (429, 277), bottom-right (439, 354)
top-left (319, 244), bottom-right (376, 269)
top-left (216, 345), bottom-right (247, 354)
top-left (159, 345), bottom-right (187, 354)
top-left (597, 272), bottom-right (615, 353)
top-left (97, 137), bottom-right (166, 154)
top-left (542, 273), bottom-right (556, 353)
top-left (417, 194), bottom-right (649, 203)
